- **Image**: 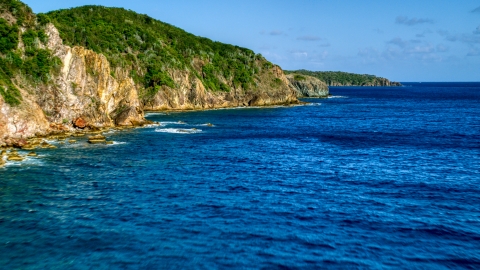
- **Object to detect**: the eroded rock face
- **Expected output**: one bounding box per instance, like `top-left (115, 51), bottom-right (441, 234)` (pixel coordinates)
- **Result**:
top-left (0, 87), bottom-right (51, 147)
top-left (0, 23), bottom-right (300, 146)
top-left (42, 23), bottom-right (145, 127)
top-left (286, 74), bottom-right (329, 98)
top-left (144, 65), bottom-right (298, 110)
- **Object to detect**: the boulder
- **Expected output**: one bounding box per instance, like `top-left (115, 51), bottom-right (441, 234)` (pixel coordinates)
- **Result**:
top-left (73, 118), bottom-right (87, 129)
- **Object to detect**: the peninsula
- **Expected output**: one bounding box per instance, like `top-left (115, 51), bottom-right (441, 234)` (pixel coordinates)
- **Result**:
top-left (286, 70), bottom-right (402, 87)
top-left (0, 0), bottom-right (327, 147)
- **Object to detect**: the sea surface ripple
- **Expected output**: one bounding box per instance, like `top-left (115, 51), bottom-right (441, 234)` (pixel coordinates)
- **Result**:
top-left (1, 82), bottom-right (479, 269)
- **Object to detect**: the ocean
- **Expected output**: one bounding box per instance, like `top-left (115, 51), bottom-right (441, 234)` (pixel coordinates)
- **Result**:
top-left (1, 82), bottom-right (479, 269)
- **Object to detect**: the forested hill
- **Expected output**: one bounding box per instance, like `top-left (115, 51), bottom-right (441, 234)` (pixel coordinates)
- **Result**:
top-left (0, 0), bottom-right (298, 146)
top-left (285, 70), bottom-right (402, 87)
top-left (44, 5), bottom-right (270, 94)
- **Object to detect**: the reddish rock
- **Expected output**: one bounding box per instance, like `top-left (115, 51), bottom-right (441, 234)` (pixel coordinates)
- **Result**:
top-left (12, 138), bottom-right (27, 148)
top-left (74, 118), bottom-right (87, 129)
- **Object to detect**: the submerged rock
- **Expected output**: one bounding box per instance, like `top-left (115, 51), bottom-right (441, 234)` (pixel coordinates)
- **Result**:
top-left (7, 155), bottom-right (24, 162)
top-left (27, 152), bottom-right (37, 157)
top-left (88, 134), bottom-right (107, 144)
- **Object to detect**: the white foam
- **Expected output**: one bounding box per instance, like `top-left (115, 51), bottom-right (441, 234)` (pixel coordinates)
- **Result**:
top-left (154, 128), bottom-right (202, 134)
top-left (140, 123), bottom-right (162, 128)
top-left (108, 141), bottom-right (127, 146)
top-left (2, 156), bottom-right (45, 167)
top-left (328, 95), bottom-right (348, 99)
top-left (160, 121), bottom-right (187, 125)
top-left (145, 112), bottom-right (167, 116)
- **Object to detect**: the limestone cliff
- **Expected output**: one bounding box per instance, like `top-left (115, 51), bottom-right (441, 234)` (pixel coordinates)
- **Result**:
top-left (286, 74), bottom-right (329, 98)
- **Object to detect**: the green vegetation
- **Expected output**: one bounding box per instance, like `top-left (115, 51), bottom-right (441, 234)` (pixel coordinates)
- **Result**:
top-left (44, 5), bottom-right (270, 95)
top-left (0, 1), bottom-right (276, 105)
top-left (293, 74), bottom-right (306, 81)
top-left (286, 70), bottom-right (401, 86)
top-left (0, 0), bottom-right (60, 105)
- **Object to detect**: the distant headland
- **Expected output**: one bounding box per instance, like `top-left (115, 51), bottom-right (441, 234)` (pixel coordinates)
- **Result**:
top-left (285, 70), bottom-right (402, 87)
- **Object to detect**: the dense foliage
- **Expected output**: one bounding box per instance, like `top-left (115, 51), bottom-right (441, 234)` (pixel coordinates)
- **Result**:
top-left (45, 6), bottom-right (269, 95)
top-left (0, 0), bottom-right (60, 105)
top-left (286, 70), bottom-right (401, 86)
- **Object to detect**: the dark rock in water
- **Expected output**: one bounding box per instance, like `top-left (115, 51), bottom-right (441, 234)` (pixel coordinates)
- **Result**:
top-left (74, 118), bottom-right (87, 129)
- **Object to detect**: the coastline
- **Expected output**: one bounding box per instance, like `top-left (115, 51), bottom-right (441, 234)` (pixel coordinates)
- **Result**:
top-left (0, 100), bottom-right (315, 168)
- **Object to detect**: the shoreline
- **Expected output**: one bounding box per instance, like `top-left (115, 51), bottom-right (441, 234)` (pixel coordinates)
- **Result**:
top-left (1, 100), bottom-right (323, 167)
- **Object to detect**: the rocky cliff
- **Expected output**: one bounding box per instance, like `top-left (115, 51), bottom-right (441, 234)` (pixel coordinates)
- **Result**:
top-left (286, 74), bottom-right (329, 98)
top-left (42, 24), bottom-right (146, 127)
top-left (144, 65), bottom-right (297, 110)
top-left (0, 2), bottom-right (299, 147)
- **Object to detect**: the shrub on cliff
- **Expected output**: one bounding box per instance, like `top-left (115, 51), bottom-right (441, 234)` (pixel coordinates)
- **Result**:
top-left (0, 1), bottom-right (60, 105)
top-left (44, 5), bottom-right (270, 97)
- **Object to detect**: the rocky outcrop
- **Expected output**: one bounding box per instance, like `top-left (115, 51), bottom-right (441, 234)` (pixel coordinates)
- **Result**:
top-left (0, 22), bottom-right (299, 147)
top-left (286, 74), bottom-right (329, 98)
top-left (144, 64), bottom-right (298, 110)
top-left (42, 23), bottom-right (146, 127)
top-left (0, 23), bottom-right (149, 147)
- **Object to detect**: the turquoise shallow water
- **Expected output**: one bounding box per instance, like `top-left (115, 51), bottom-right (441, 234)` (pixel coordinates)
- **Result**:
top-left (1, 82), bottom-right (480, 269)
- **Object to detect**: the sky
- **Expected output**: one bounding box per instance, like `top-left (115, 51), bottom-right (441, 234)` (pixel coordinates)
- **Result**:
top-left (23, 0), bottom-right (480, 82)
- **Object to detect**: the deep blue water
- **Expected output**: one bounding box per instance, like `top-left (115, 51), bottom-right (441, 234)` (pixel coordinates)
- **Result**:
top-left (1, 82), bottom-right (480, 269)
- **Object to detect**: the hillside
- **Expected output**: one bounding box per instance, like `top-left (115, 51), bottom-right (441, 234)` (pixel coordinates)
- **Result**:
top-left (286, 70), bottom-right (401, 87)
top-left (0, 0), bottom-right (300, 147)
top-left (44, 5), bottom-right (297, 109)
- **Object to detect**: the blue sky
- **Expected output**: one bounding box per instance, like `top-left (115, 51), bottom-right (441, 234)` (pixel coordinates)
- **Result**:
top-left (24, 0), bottom-right (480, 81)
